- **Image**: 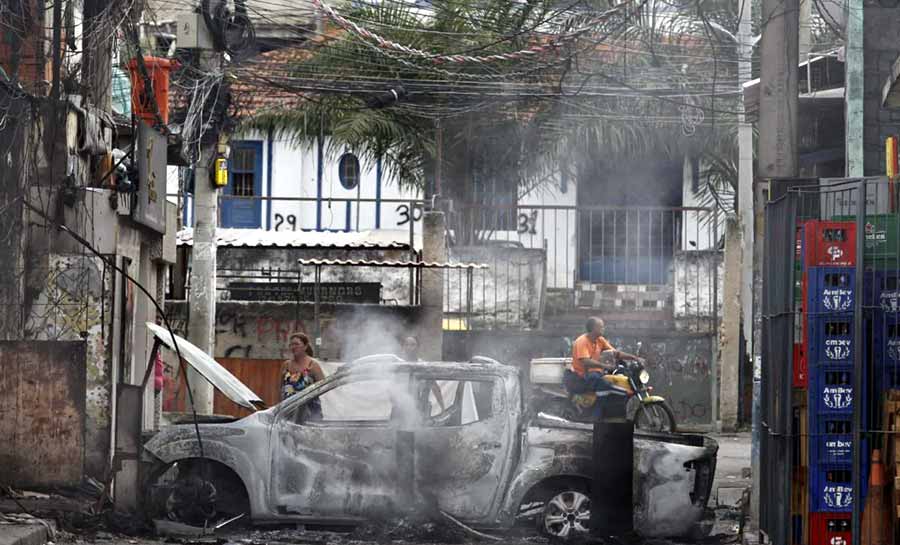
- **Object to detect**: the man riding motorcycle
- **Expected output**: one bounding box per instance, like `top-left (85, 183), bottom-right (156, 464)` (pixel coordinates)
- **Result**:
top-left (565, 317), bottom-right (644, 415)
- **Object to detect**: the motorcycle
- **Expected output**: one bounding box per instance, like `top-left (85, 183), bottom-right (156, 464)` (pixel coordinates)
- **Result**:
top-left (530, 342), bottom-right (677, 433)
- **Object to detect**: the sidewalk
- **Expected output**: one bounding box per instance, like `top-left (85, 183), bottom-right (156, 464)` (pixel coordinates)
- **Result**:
top-left (711, 431), bottom-right (752, 506)
top-left (0, 514), bottom-right (53, 545)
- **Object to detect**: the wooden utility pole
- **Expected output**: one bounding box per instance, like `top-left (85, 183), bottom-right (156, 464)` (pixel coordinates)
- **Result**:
top-left (753, 0), bottom-right (799, 538)
top-left (758, 0), bottom-right (799, 180)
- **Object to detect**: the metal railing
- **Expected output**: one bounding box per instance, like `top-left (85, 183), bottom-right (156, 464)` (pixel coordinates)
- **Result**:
top-left (174, 193), bottom-right (427, 236)
top-left (171, 193), bottom-right (723, 328)
top-left (447, 204), bottom-right (721, 290)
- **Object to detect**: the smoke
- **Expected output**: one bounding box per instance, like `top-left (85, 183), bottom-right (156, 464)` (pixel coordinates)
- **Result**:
top-left (330, 309), bottom-right (419, 362)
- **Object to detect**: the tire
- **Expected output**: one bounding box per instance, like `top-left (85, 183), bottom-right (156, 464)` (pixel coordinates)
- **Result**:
top-left (634, 401), bottom-right (677, 433)
top-left (536, 483), bottom-right (592, 540)
top-left (144, 459), bottom-right (248, 525)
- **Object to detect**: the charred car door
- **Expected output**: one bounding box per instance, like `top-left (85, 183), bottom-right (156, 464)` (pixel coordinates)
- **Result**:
top-left (270, 373), bottom-right (414, 519)
top-left (412, 372), bottom-right (515, 522)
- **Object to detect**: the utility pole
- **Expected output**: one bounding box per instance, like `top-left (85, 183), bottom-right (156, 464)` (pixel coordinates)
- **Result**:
top-left (845, 0), bottom-right (864, 176)
top-left (737, 0), bottom-right (753, 397)
top-left (185, 34), bottom-right (225, 414)
top-left (736, 0), bottom-right (756, 525)
top-left (799, 0), bottom-right (812, 66)
top-left (752, 0), bottom-right (799, 538)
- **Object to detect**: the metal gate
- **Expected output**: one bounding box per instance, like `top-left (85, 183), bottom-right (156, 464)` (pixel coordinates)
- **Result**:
top-left (761, 178), bottom-right (897, 545)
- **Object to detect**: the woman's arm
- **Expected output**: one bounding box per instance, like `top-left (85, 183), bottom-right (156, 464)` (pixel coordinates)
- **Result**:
top-left (310, 360), bottom-right (326, 382)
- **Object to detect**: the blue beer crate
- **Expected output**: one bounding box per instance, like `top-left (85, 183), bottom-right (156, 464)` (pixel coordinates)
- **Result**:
top-left (807, 313), bottom-right (854, 366)
top-left (861, 270), bottom-right (900, 315)
top-left (807, 267), bottom-right (855, 315)
top-left (809, 365), bottom-right (862, 417)
top-left (809, 417), bottom-right (853, 465)
top-left (869, 314), bottom-right (900, 392)
top-left (809, 463), bottom-right (869, 513)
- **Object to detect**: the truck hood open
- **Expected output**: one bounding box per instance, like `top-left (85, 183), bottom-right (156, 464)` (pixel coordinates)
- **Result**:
top-left (147, 322), bottom-right (265, 411)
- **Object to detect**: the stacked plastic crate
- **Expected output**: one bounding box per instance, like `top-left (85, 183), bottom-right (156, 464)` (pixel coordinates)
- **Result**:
top-left (803, 221), bottom-right (866, 543)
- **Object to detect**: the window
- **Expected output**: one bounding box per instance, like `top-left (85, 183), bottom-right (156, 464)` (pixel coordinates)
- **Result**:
top-left (690, 157), bottom-right (701, 193)
top-left (422, 379), bottom-right (496, 426)
top-left (297, 378), bottom-right (415, 424)
top-left (232, 147), bottom-right (257, 197)
top-left (222, 141), bottom-right (263, 228)
top-left (338, 153), bottom-right (360, 190)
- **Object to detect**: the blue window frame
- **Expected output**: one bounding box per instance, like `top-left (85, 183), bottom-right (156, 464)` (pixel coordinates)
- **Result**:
top-left (222, 141), bottom-right (263, 228)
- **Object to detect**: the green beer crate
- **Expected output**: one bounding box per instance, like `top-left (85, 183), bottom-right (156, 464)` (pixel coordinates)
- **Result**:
top-left (834, 213), bottom-right (900, 266)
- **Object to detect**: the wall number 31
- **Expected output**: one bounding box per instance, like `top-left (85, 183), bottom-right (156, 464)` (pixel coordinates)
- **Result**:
top-left (518, 210), bottom-right (538, 234)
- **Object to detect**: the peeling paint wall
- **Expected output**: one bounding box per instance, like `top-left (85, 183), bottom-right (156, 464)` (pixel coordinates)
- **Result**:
top-left (445, 246), bottom-right (545, 329)
top-left (0, 341), bottom-right (87, 487)
top-left (24, 254), bottom-right (112, 477)
top-left (673, 251), bottom-right (723, 333)
top-left (212, 246), bottom-right (415, 304)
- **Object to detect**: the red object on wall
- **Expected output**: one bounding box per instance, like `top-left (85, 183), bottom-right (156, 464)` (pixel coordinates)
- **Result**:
top-left (127, 56), bottom-right (174, 125)
top-left (810, 512), bottom-right (850, 545)
top-left (795, 225), bottom-right (808, 388)
top-left (803, 220), bottom-right (857, 267)
top-left (794, 343), bottom-right (807, 388)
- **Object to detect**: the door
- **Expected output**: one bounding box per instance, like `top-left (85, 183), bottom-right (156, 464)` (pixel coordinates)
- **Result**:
top-left (270, 374), bottom-right (415, 518)
top-left (412, 374), bottom-right (514, 521)
top-left (222, 141), bottom-right (263, 228)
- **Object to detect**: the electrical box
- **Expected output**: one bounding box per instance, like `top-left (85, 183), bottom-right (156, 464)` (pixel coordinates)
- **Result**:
top-left (214, 158), bottom-right (228, 187)
top-left (176, 11), bottom-right (214, 50)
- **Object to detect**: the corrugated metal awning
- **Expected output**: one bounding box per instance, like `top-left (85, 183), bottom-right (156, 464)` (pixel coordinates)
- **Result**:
top-left (297, 258), bottom-right (488, 269)
top-left (176, 228), bottom-right (413, 250)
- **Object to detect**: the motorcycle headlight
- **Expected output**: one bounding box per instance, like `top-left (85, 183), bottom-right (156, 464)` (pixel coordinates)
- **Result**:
top-left (639, 370), bottom-right (651, 384)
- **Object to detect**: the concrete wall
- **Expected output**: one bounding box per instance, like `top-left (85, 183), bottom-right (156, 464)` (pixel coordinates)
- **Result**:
top-left (673, 250), bottom-right (723, 333)
top-left (863, 4), bottom-right (900, 175)
top-left (166, 300), bottom-right (428, 362)
top-left (446, 245), bottom-right (545, 329)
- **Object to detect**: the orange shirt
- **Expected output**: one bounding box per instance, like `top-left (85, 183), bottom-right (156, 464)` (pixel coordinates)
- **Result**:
top-left (571, 333), bottom-right (614, 377)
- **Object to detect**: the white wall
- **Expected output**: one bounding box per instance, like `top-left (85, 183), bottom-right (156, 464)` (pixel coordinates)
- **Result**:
top-left (681, 156), bottom-right (721, 252)
top-left (179, 131), bottom-right (424, 233)
top-left (451, 172), bottom-right (576, 290)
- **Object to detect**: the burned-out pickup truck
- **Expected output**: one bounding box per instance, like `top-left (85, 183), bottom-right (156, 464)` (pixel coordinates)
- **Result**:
top-left (143, 325), bottom-right (718, 540)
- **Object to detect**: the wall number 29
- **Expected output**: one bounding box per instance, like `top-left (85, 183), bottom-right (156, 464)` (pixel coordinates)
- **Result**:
top-left (274, 213), bottom-right (298, 231)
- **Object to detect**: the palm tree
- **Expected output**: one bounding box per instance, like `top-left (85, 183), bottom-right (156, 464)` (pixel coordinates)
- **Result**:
top-left (237, 0), bottom-right (745, 222)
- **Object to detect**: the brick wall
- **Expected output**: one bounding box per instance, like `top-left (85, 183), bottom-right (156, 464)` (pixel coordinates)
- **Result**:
top-left (0, 0), bottom-right (48, 92)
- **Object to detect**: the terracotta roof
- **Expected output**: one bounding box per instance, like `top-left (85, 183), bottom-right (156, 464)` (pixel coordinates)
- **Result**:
top-left (229, 46), bottom-right (315, 118)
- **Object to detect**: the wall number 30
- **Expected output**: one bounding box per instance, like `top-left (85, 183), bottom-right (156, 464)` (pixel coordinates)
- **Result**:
top-left (396, 204), bottom-right (423, 226)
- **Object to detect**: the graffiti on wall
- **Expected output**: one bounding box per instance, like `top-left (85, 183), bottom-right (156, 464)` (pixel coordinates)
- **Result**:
top-left (608, 336), bottom-right (713, 425)
top-left (213, 306), bottom-right (310, 359)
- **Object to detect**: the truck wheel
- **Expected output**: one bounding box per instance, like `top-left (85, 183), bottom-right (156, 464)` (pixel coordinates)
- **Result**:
top-left (537, 485), bottom-right (591, 540)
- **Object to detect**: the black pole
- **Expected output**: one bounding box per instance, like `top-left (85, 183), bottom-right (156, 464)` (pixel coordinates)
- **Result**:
top-left (50, 0), bottom-right (63, 101)
top-left (851, 179), bottom-right (865, 545)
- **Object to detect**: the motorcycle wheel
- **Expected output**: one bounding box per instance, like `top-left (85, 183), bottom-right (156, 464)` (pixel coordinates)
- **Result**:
top-left (634, 402), bottom-right (677, 433)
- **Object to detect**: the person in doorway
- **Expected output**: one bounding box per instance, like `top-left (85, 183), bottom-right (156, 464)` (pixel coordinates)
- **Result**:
top-left (401, 336), bottom-right (445, 412)
top-left (282, 332), bottom-right (326, 415)
top-left (571, 317), bottom-right (643, 392)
